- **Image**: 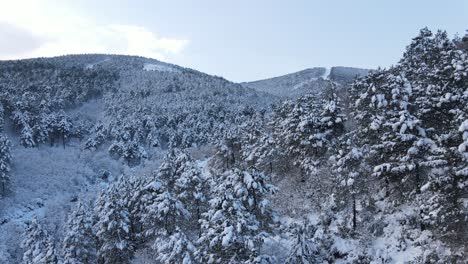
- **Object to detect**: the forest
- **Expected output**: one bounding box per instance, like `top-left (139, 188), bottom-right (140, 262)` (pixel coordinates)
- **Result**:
top-left (0, 28), bottom-right (467, 263)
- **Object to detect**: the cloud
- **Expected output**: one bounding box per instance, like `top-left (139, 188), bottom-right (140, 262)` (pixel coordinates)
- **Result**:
top-left (0, 22), bottom-right (45, 59)
top-left (0, 0), bottom-right (188, 61)
top-left (107, 25), bottom-right (189, 60)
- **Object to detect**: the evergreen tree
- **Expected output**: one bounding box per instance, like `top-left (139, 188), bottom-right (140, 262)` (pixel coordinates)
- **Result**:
top-left (57, 111), bottom-right (72, 147)
top-left (0, 134), bottom-right (11, 195)
top-left (214, 129), bottom-right (242, 169)
top-left (85, 122), bottom-right (107, 150)
top-left (285, 222), bottom-right (321, 264)
top-left (153, 228), bottom-right (197, 264)
top-left (94, 187), bottom-right (134, 264)
top-left (330, 133), bottom-right (367, 231)
top-left (197, 168), bottom-right (277, 263)
top-left (458, 120), bottom-right (468, 175)
top-left (138, 149), bottom-right (195, 238)
top-left (62, 201), bottom-right (96, 264)
top-left (0, 103), bottom-right (4, 132)
top-left (272, 88), bottom-right (345, 180)
top-left (21, 217), bottom-right (59, 264)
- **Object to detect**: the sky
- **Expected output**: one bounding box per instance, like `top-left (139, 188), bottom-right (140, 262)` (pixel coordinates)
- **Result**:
top-left (0, 0), bottom-right (466, 82)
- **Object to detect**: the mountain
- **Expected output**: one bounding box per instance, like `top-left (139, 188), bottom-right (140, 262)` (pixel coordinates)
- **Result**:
top-left (1, 27), bottom-right (467, 264)
top-left (0, 54), bottom-right (276, 150)
top-left (0, 54), bottom-right (278, 262)
top-left (242, 66), bottom-right (369, 98)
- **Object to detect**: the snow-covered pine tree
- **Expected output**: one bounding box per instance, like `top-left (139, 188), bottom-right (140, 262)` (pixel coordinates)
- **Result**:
top-left (94, 187), bottom-right (134, 264)
top-left (85, 122), bottom-right (107, 150)
top-left (62, 201), bottom-right (96, 264)
top-left (12, 100), bottom-right (36, 147)
top-left (352, 70), bottom-right (442, 197)
top-left (285, 222), bottom-right (321, 264)
top-left (173, 150), bottom-right (208, 235)
top-left (108, 174), bottom-right (150, 244)
top-left (239, 114), bottom-right (280, 174)
top-left (350, 28), bottom-right (468, 238)
top-left (0, 134), bottom-right (11, 195)
top-left (57, 111), bottom-right (72, 148)
top-left (138, 149), bottom-right (196, 238)
top-left (214, 128), bottom-right (242, 169)
top-left (0, 103), bottom-right (4, 132)
top-left (330, 133), bottom-right (368, 232)
top-left (153, 228), bottom-right (197, 264)
top-left (272, 88), bottom-right (345, 181)
top-left (33, 112), bottom-right (51, 145)
top-left (21, 217), bottom-right (59, 264)
top-left (197, 168), bottom-right (277, 263)
top-left (20, 124), bottom-right (35, 148)
top-left (319, 84), bottom-right (346, 141)
top-left (457, 120), bottom-right (468, 177)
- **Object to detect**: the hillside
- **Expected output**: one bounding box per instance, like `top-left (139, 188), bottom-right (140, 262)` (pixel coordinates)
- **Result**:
top-left (0, 54), bottom-right (277, 262)
top-left (0, 28), bottom-right (467, 264)
top-left (242, 66), bottom-right (369, 98)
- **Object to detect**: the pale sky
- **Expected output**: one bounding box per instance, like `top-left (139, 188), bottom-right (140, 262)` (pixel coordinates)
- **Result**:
top-left (0, 0), bottom-right (466, 82)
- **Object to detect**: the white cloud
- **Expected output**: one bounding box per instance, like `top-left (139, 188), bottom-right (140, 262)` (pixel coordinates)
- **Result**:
top-left (107, 25), bottom-right (189, 60)
top-left (0, 0), bottom-right (188, 61)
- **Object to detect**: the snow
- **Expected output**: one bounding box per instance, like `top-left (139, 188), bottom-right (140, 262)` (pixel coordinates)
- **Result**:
top-left (292, 77), bottom-right (319, 90)
top-left (459, 120), bottom-right (468, 133)
top-left (143, 63), bottom-right (180, 73)
top-left (322, 67), bottom-right (330, 80)
top-left (221, 226), bottom-right (234, 246)
top-left (0, 138), bottom-right (124, 260)
top-left (420, 182), bottom-right (431, 192)
top-left (84, 57), bottom-right (111, 69)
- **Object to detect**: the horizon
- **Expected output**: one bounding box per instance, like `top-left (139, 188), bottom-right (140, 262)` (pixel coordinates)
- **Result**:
top-left (0, 53), bottom-right (369, 82)
top-left (0, 0), bottom-right (466, 82)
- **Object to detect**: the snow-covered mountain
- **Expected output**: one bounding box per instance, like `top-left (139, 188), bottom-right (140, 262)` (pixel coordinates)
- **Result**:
top-left (1, 27), bottom-right (467, 264)
top-left (242, 66), bottom-right (369, 98)
top-left (0, 54), bottom-right (278, 262)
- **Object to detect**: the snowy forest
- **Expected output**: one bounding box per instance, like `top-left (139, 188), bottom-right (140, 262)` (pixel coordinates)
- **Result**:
top-left (0, 28), bottom-right (467, 263)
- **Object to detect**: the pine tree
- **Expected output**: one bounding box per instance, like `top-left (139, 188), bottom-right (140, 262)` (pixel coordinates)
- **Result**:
top-left (21, 217), bottom-right (59, 264)
top-left (12, 104), bottom-right (36, 147)
top-left (138, 150), bottom-right (194, 238)
top-left (272, 89), bottom-right (345, 180)
top-left (153, 228), bottom-right (197, 264)
top-left (239, 114), bottom-right (279, 174)
top-left (349, 28), bottom-right (468, 236)
top-left (330, 133), bottom-right (367, 231)
top-left (458, 120), bottom-right (468, 175)
top-left (94, 187), bottom-right (134, 264)
top-left (285, 222), bottom-right (321, 264)
top-left (173, 150), bottom-right (208, 235)
top-left (197, 168), bottom-right (277, 263)
top-left (0, 134), bottom-right (11, 195)
top-left (0, 103), bottom-right (4, 132)
top-left (57, 111), bottom-right (72, 148)
top-left (214, 129), bottom-right (242, 169)
top-left (85, 122), bottom-right (107, 150)
top-left (62, 201), bottom-right (96, 264)
top-left (20, 123), bottom-right (35, 148)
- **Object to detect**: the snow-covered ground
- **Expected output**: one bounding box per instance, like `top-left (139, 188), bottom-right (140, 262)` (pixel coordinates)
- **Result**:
top-left (322, 67), bottom-right (331, 80)
top-left (0, 133), bottom-right (169, 262)
top-left (85, 57), bottom-right (111, 69)
top-left (143, 63), bottom-right (180, 73)
top-left (0, 138), bottom-right (123, 260)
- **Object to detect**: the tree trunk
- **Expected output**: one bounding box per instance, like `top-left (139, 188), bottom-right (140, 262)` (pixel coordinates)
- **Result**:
top-left (415, 164), bottom-right (421, 194)
top-left (352, 193), bottom-right (357, 231)
top-left (196, 202), bottom-right (202, 238)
